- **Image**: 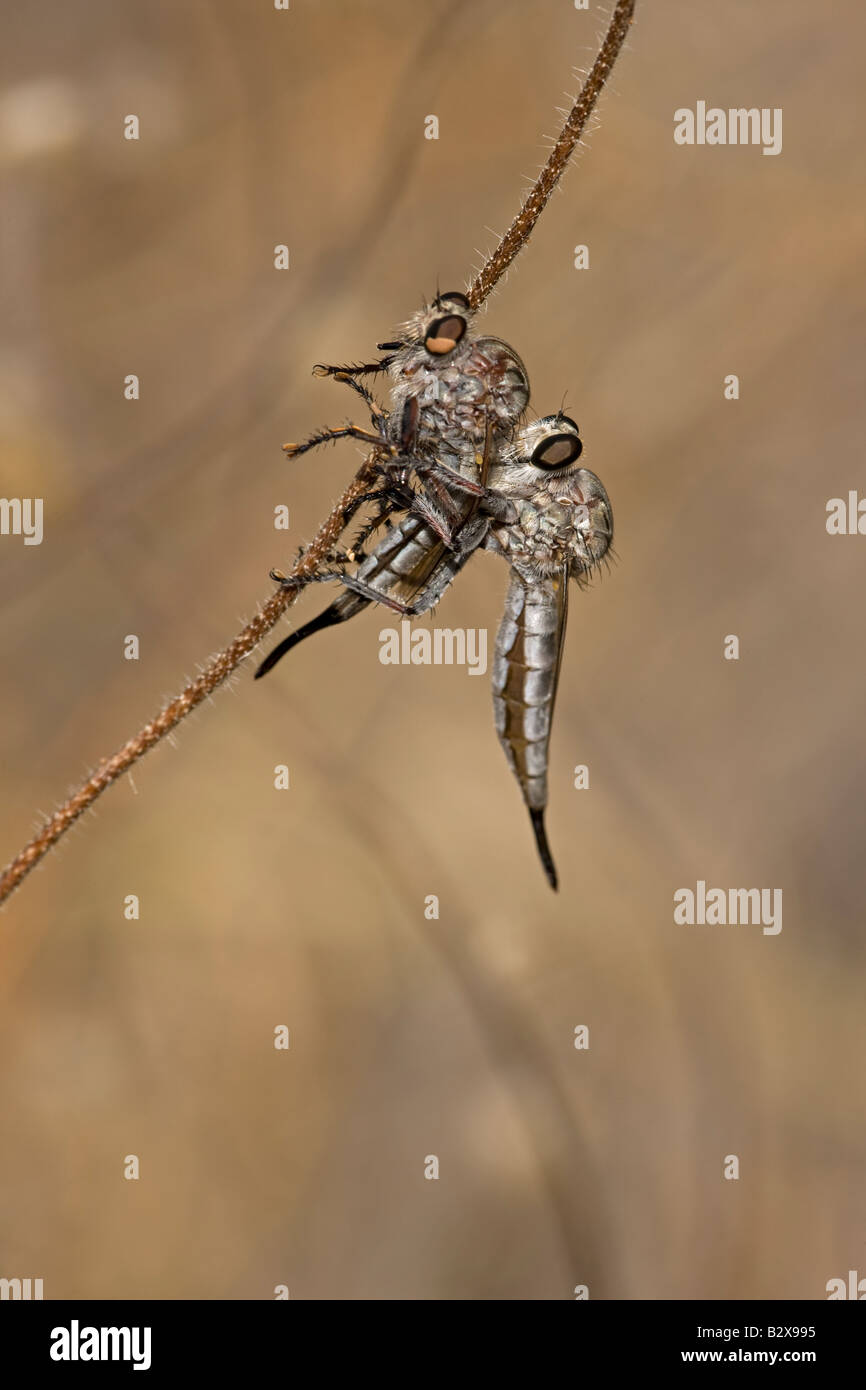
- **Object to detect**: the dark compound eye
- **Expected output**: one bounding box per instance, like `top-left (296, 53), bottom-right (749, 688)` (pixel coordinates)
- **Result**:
top-left (531, 432), bottom-right (583, 469)
top-left (557, 414), bottom-right (580, 433)
top-left (424, 314), bottom-right (467, 355)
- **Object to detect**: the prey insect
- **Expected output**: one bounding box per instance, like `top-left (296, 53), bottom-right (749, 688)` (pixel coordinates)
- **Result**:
top-left (258, 410), bottom-right (612, 890)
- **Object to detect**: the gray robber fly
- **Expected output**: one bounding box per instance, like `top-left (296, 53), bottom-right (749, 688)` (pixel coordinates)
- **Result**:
top-left (485, 415), bottom-right (612, 889)
top-left (257, 399), bottom-right (612, 890)
top-left (258, 290), bottom-right (531, 668)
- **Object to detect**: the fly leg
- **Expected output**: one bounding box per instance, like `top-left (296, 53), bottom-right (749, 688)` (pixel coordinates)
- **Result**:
top-left (312, 359), bottom-right (393, 379)
top-left (337, 551), bottom-right (470, 618)
top-left (342, 495), bottom-right (404, 562)
top-left (323, 371), bottom-right (390, 428)
top-left (406, 494), bottom-right (492, 555)
top-left (281, 423), bottom-right (388, 459)
top-left (332, 575), bottom-right (424, 615)
top-left (410, 420), bottom-right (512, 549)
top-left (413, 459), bottom-right (487, 499)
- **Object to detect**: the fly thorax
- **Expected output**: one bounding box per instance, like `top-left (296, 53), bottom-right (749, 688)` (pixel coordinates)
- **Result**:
top-left (467, 337), bottom-right (530, 427)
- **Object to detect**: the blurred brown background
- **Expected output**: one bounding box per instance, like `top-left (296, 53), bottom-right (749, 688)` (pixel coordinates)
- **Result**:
top-left (0, 0), bottom-right (864, 1300)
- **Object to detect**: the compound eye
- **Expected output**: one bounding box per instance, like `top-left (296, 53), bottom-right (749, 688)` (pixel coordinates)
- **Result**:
top-left (557, 414), bottom-right (580, 433)
top-left (531, 432), bottom-right (583, 469)
top-left (424, 314), bottom-right (467, 355)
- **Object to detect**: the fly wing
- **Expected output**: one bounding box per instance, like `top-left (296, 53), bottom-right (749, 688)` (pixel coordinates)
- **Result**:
top-left (355, 512), bottom-right (451, 610)
top-left (492, 563), bottom-right (570, 889)
top-left (256, 511), bottom-right (474, 678)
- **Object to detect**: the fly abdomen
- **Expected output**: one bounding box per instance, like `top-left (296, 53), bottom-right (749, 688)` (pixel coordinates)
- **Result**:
top-left (254, 587), bottom-right (369, 679)
top-left (492, 569), bottom-right (569, 889)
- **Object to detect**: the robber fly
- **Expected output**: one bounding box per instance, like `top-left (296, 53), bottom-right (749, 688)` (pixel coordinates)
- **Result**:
top-left (257, 410), bottom-right (612, 890)
top-left (256, 293), bottom-right (530, 676)
top-left (485, 415), bottom-right (612, 889)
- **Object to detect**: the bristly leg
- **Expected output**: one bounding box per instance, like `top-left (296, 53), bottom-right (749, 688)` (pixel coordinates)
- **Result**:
top-left (312, 360), bottom-right (393, 378)
top-left (413, 459), bottom-right (487, 499)
top-left (282, 423), bottom-right (387, 459)
top-left (327, 371), bottom-right (389, 423)
top-left (343, 496), bottom-right (403, 561)
top-left (268, 477), bottom-right (376, 588)
top-left (336, 572), bottom-right (435, 616)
